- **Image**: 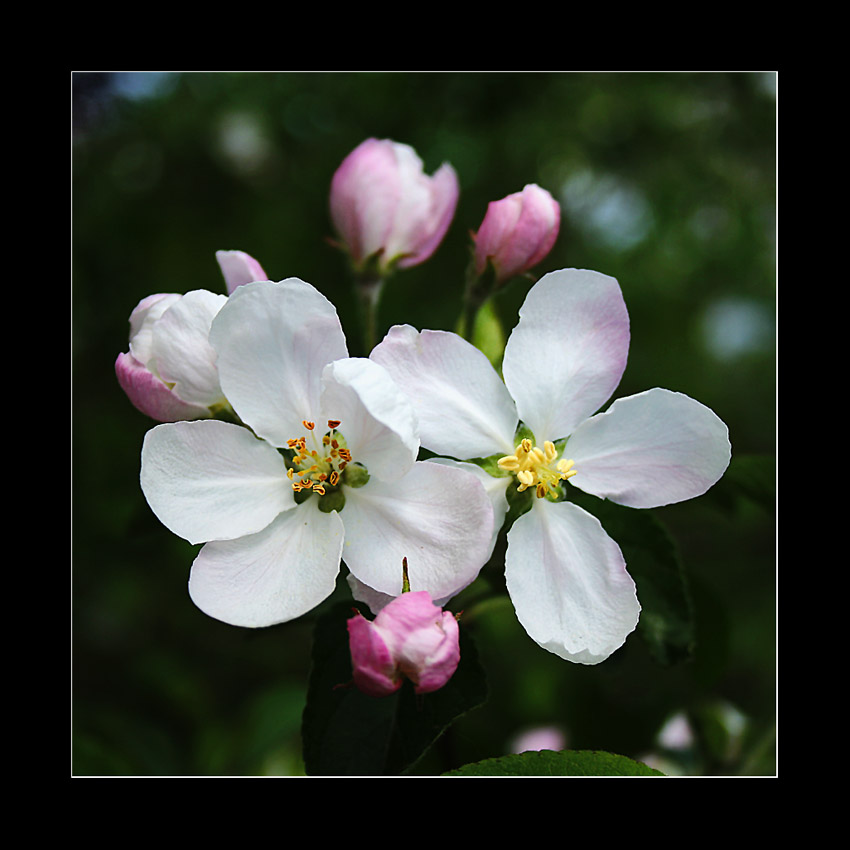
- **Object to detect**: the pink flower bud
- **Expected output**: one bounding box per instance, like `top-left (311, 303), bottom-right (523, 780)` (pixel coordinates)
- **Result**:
top-left (347, 591), bottom-right (461, 697)
top-left (215, 250), bottom-right (268, 294)
top-left (115, 289), bottom-right (228, 422)
top-left (330, 138), bottom-right (459, 275)
top-left (473, 184), bottom-right (560, 284)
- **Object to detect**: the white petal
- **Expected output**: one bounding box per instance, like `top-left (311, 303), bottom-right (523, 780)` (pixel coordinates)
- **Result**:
top-left (140, 420), bottom-right (294, 545)
top-left (320, 357), bottom-right (418, 483)
top-left (189, 500), bottom-right (344, 627)
top-left (370, 324), bottom-right (518, 458)
top-left (340, 461), bottom-right (494, 600)
top-left (505, 499), bottom-right (640, 664)
top-left (151, 290), bottom-right (228, 407)
top-left (502, 269), bottom-right (630, 442)
top-left (427, 457), bottom-right (510, 561)
top-left (347, 571), bottom-right (469, 615)
top-left (128, 293), bottom-right (182, 365)
top-left (209, 279), bottom-right (348, 446)
top-left (346, 573), bottom-right (397, 615)
top-left (566, 388), bottom-right (732, 509)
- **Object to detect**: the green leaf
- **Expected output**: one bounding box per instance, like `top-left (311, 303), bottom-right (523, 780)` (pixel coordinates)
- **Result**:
top-left (301, 601), bottom-right (488, 776)
top-left (443, 749), bottom-right (664, 776)
top-left (570, 492), bottom-right (694, 665)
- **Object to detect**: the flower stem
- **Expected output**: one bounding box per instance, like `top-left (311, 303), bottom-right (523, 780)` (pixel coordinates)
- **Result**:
top-left (460, 259), bottom-right (496, 341)
top-left (356, 273), bottom-right (384, 353)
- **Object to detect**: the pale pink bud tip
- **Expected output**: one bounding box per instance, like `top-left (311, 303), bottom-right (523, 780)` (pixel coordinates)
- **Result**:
top-left (215, 250), bottom-right (268, 294)
top-left (473, 183), bottom-right (560, 284)
top-left (330, 138), bottom-right (459, 275)
top-left (347, 591), bottom-right (461, 697)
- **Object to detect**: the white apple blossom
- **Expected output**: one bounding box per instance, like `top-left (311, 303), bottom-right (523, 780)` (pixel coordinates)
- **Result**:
top-left (370, 268), bottom-right (731, 664)
top-left (139, 279), bottom-right (494, 628)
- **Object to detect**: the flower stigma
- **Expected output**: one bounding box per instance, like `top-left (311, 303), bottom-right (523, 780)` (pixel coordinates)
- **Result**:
top-left (497, 438), bottom-right (576, 500)
top-left (286, 419), bottom-right (353, 499)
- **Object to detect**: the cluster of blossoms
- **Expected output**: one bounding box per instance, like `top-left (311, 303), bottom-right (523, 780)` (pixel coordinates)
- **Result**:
top-left (117, 136), bottom-right (731, 697)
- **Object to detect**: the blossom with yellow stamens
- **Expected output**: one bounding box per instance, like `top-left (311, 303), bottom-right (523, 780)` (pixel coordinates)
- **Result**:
top-left (371, 268), bottom-right (731, 665)
top-left (140, 278), bottom-right (494, 628)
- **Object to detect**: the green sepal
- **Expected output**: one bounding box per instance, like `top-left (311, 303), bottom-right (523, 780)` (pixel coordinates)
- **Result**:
top-left (503, 479), bottom-right (534, 530)
top-left (468, 453), bottom-right (514, 479)
top-left (317, 489), bottom-right (346, 513)
top-left (293, 487), bottom-right (312, 506)
top-left (342, 463), bottom-right (370, 488)
top-left (513, 422), bottom-right (536, 446)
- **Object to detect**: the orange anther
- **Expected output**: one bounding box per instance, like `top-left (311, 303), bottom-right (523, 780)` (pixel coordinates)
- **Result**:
top-left (302, 420), bottom-right (315, 430)
top-left (327, 420), bottom-right (341, 429)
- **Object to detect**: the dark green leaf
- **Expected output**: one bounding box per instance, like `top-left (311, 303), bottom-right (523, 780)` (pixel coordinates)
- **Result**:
top-left (301, 601), bottom-right (488, 776)
top-left (443, 749), bottom-right (664, 776)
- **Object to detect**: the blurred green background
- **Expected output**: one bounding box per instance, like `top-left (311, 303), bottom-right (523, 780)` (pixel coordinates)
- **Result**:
top-left (72, 71), bottom-right (776, 776)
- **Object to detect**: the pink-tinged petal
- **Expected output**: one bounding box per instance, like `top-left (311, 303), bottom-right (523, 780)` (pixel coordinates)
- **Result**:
top-left (510, 726), bottom-right (567, 754)
top-left (351, 592), bottom-right (461, 695)
top-left (371, 325), bottom-right (518, 459)
top-left (474, 184), bottom-right (560, 282)
top-left (505, 500), bottom-right (640, 664)
top-left (415, 623), bottom-right (460, 692)
top-left (329, 138), bottom-right (458, 272)
top-left (474, 194), bottom-right (523, 272)
top-left (216, 250), bottom-right (268, 294)
top-left (320, 357), bottom-right (419, 484)
top-left (140, 420), bottom-right (294, 545)
top-left (115, 352), bottom-right (211, 422)
top-left (502, 268), bottom-right (630, 443)
top-left (566, 388), bottom-right (732, 509)
top-left (341, 461), bottom-right (494, 600)
top-left (519, 186), bottom-right (561, 269)
top-left (151, 290), bottom-right (228, 408)
top-left (347, 612), bottom-right (401, 697)
top-left (330, 138), bottom-right (402, 263)
top-left (396, 161), bottom-right (459, 269)
top-left (189, 499), bottom-right (344, 627)
top-left (373, 590), bottom-right (444, 641)
top-left (209, 279), bottom-right (348, 446)
top-left (404, 610), bottom-right (461, 694)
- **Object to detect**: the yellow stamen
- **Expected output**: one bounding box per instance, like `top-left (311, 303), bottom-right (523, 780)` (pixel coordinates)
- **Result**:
top-left (286, 419), bottom-right (354, 499)
top-left (498, 437), bottom-right (577, 500)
